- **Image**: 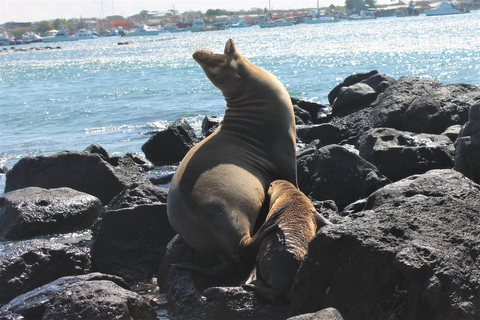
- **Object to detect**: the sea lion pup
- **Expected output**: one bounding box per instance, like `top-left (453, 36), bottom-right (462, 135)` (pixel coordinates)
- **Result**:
top-left (167, 39), bottom-right (297, 275)
top-left (244, 180), bottom-right (331, 300)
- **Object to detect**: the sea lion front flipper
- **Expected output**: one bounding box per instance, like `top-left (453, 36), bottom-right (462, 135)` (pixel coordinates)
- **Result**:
top-left (238, 202), bottom-right (291, 259)
top-left (172, 260), bottom-right (235, 277)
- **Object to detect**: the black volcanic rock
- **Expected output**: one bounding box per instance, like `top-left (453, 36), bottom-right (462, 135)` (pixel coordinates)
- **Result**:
top-left (291, 169), bottom-right (480, 320)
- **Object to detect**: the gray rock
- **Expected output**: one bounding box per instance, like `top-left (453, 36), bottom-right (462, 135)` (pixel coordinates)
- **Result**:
top-left (107, 182), bottom-right (168, 210)
top-left (287, 308), bottom-right (344, 320)
top-left (0, 187), bottom-right (102, 240)
top-left (1, 273), bottom-right (129, 318)
top-left (371, 76), bottom-right (443, 130)
top-left (291, 97), bottom-right (332, 124)
top-left (442, 124), bottom-right (463, 142)
top-left (404, 83), bottom-right (480, 134)
top-left (0, 240), bottom-right (90, 304)
top-left (328, 70), bottom-right (379, 105)
top-left (42, 280), bottom-right (156, 320)
top-left (331, 82), bottom-right (377, 115)
top-left (296, 124), bottom-right (344, 146)
top-left (296, 144), bottom-right (390, 210)
top-left (202, 115), bottom-right (222, 137)
top-left (4, 148), bottom-right (149, 205)
top-left (91, 203), bottom-right (176, 283)
top-left (356, 127), bottom-right (455, 181)
top-left (162, 236), bottom-right (289, 320)
top-left (371, 77), bottom-right (480, 134)
top-left (290, 169), bottom-right (480, 320)
top-left (142, 118), bottom-right (197, 166)
top-left (455, 103), bottom-right (480, 183)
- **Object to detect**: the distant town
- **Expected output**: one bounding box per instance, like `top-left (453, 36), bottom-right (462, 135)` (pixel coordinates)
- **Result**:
top-left (1, 0), bottom-right (478, 44)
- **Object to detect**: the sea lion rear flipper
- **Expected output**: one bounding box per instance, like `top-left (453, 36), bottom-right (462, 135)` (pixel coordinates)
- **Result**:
top-left (172, 260), bottom-right (235, 277)
top-left (239, 202), bottom-right (291, 259)
top-left (315, 211), bottom-right (332, 229)
top-left (242, 279), bottom-right (281, 301)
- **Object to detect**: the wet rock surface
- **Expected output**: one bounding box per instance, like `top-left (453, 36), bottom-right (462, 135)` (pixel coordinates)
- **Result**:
top-left (0, 240), bottom-right (91, 304)
top-left (0, 187), bottom-right (102, 240)
top-left (1, 73), bottom-right (479, 319)
top-left (4, 145), bottom-right (149, 205)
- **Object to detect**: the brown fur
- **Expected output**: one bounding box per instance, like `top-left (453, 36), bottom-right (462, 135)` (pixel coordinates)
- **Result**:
top-left (167, 40), bottom-right (297, 274)
top-left (244, 180), bottom-right (331, 299)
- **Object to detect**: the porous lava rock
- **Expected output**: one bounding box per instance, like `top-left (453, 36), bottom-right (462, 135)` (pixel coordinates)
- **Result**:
top-left (4, 145), bottom-right (149, 205)
top-left (0, 187), bottom-right (102, 240)
top-left (91, 203), bottom-right (176, 283)
top-left (356, 127), bottom-right (455, 181)
top-left (0, 240), bottom-right (91, 304)
top-left (1, 273), bottom-right (129, 319)
top-left (290, 169), bottom-right (480, 320)
top-left (296, 144), bottom-right (390, 210)
top-left (455, 103), bottom-right (480, 183)
top-left (142, 118), bottom-right (197, 166)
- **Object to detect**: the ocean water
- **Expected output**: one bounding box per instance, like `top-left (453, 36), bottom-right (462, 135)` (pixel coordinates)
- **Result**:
top-left (1, 12), bottom-right (480, 195)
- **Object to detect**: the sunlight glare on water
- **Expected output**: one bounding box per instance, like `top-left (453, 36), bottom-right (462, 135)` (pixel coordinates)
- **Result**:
top-left (1, 13), bottom-right (479, 183)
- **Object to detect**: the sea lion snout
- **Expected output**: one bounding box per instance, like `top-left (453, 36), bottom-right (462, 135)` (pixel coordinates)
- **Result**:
top-left (192, 50), bottom-right (213, 62)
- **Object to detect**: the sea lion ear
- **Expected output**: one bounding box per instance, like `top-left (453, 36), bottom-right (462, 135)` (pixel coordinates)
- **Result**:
top-left (224, 39), bottom-right (237, 55)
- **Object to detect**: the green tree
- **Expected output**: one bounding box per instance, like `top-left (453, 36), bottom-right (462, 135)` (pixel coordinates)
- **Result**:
top-left (206, 9), bottom-right (227, 16)
top-left (139, 10), bottom-right (149, 20)
top-left (36, 20), bottom-right (51, 35)
top-left (345, 0), bottom-right (376, 10)
top-left (53, 18), bottom-right (67, 30)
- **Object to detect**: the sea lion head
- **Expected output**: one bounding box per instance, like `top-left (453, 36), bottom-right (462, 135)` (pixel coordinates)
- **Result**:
top-left (193, 39), bottom-right (254, 100)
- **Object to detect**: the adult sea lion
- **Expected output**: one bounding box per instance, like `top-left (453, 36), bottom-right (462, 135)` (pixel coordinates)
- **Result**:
top-left (244, 180), bottom-right (331, 300)
top-left (167, 39), bottom-right (297, 274)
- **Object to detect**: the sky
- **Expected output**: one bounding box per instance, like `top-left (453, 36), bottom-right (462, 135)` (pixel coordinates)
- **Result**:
top-left (0, 0), bottom-right (386, 24)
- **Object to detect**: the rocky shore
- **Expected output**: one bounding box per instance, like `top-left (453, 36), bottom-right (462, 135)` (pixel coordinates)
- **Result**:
top-left (1, 71), bottom-right (479, 320)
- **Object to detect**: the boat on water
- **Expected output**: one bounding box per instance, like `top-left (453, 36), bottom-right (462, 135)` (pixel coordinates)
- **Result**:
top-left (347, 10), bottom-right (377, 20)
top-left (75, 29), bottom-right (98, 39)
top-left (123, 24), bottom-right (164, 37)
top-left (190, 19), bottom-right (220, 32)
top-left (304, 1), bottom-right (340, 24)
top-left (230, 19), bottom-right (251, 28)
top-left (304, 16), bottom-right (339, 24)
top-left (22, 32), bottom-right (43, 43)
top-left (103, 29), bottom-right (119, 37)
top-left (424, 1), bottom-right (469, 16)
top-left (259, 18), bottom-right (295, 28)
top-left (0, 32), bottom-right (14, 46)
top-left (42, 29), bottom-right (78, 42)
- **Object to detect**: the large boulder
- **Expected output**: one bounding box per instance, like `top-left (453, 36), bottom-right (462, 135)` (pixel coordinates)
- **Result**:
top-left (296, 145), bottom-right (390, 210)
top-left (328, 70), bottom-right (379, 105)
top-left (331, 72), bottom-right (395, 116)
top-left (291, 97), bottom-right (332, 124)
top-left (1, 273), bottom-right (129, 319)
top-left (91, 203), bottom-right (176, 283)
top-left (42, 280), bottom-right (157, 319)
top-left (356, 127), bottom-right (455, 181)
top-left (287, 308), bottom-right (344, 320)
top-left (107, 182), bottom-right (168, 210)
top-left (371, 78), bottom-right (480, 133)
top-left (0, 187), bottom-right (102, 240)
top-left (404, 83), bottom-right (480, 134)
top-left (0, 240), bottom-right (91, 304)
top-left (142, 118), bottom-right (197, 166)
top-left (290, 169), bottom-right (480, 320)
top-left (455, 103), bottom-right (480, 183)
top-left (371, 76), bottom-right (443, 130)
top-left (161, 236), bottom-right (289, 320)
top-left (4, 146), bottom-right (149, 205)
top-left (296, 124), bottom-right (344, 146)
